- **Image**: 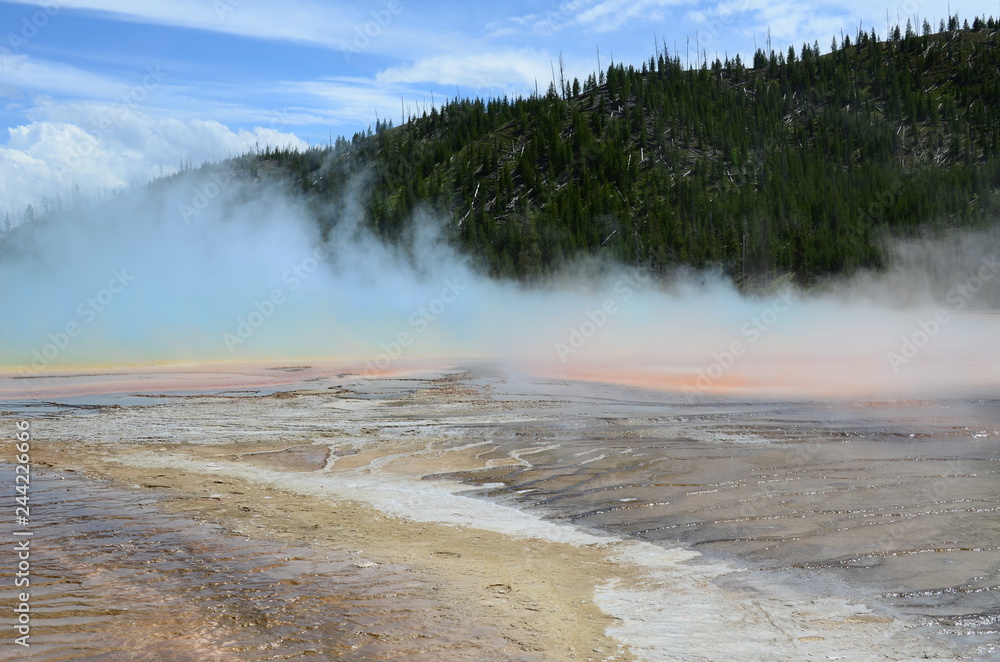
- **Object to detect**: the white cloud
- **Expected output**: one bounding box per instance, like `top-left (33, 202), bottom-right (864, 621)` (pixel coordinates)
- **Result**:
top-left (278, 76), bottom-right (426, 128)
top-left (493, 0), bottom-right (1000, 62)
top-left (0, 53), bottom-right (122, 98)
top-left (376, 49), bottom-right (553, 93)
top-left (705, 0), bottom-right (1000, 51)
top-left (495, 0), bottom-right (684, 35)
top-left (570, 0), bottom-right (684, 33)
top-left (1, 0), bottom-right (407, 54)
top-left (0, 102), bottom-right (307, 222)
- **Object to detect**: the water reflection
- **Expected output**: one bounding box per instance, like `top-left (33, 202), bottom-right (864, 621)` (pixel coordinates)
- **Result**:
top-left (443, 383), bottom-right (1000, 659)
top-left (0, 467), bottom-right (540, 661)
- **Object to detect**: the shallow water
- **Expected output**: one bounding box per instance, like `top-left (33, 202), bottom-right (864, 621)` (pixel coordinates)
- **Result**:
top-left (0, 466), bottom-right (542, 661)
top-left (443, 379), bottom-right (1000, 658)
top-left (2, 365), bottom-right (999, 660)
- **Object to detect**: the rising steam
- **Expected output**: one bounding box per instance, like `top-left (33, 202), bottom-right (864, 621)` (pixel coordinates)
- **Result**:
top-left (1, 167), bottom-right (998, 398)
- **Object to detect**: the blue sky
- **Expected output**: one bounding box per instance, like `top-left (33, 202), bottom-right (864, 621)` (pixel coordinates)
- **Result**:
top-left (0, 0), bottom-right (996, 221)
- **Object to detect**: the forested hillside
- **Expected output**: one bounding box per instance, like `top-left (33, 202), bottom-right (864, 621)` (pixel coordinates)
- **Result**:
top-left (27, 15), bottom-right (1000, 286)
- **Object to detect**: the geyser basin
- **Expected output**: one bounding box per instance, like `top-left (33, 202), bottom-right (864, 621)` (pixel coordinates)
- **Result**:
top-left (7, 363), bottom-right (998, 661)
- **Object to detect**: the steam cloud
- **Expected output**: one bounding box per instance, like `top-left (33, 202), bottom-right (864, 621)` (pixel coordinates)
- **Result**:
top-left (2, 167), bottom-right (998, 399)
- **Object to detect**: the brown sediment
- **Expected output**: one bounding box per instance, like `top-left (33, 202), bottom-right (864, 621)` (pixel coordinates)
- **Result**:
top-left (33, 441), bottom-right (632, 661)
top-left (236, 444), bottom-right (332, 471)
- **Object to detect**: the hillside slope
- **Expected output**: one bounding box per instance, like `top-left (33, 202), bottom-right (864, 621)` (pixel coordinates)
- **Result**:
top-left (68, 17), bottom-right (1000, 285)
